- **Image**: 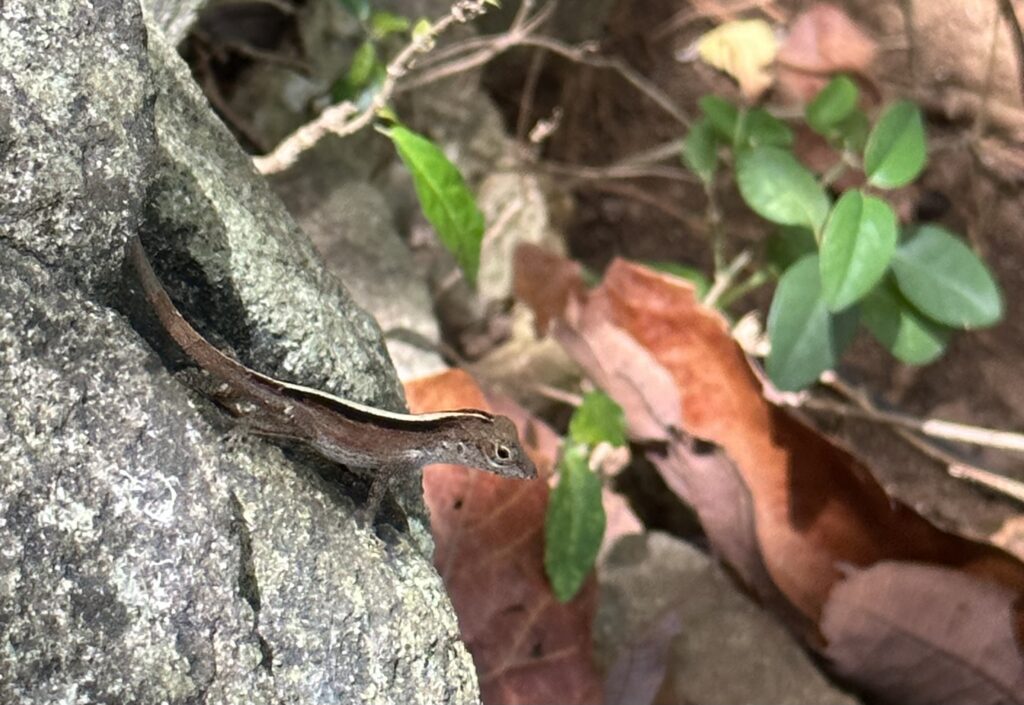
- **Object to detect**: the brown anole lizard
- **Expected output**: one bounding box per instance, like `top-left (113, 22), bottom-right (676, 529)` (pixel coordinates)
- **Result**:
top-left (126, 237), bottom-right (536, 520)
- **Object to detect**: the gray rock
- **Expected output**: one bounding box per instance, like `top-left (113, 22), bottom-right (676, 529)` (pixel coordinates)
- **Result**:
top-left (144, 29), bottom-right (405, 412)
top-left (270, 154), bottom-right (447, 381)
top-left (596, 532), bottom-right (861, 705)
top-left (143, 0), bottom-right (207, 45)
top-left (0, 1), bottom-right (481, 702)
top-left (0, 249), bottom-right (478, 704)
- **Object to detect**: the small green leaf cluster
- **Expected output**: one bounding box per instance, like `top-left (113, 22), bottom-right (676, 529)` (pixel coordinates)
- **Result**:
top-left (682, 76), bottom-right (1003, 391)
top-left (331, 0), bottom-right (413, 105)
top-left (545, 391), bottom-right (626, 602)
top-left (331, 1), bottom-right (485, 286)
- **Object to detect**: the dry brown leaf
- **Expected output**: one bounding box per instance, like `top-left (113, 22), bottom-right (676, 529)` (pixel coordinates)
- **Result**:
top-left (512, 249), bottom-right (1024, 700)
top-left (404, 370), bottom-right (604, 705)
top-left (993, 516), bottom-right (1024, 563)
top-left (646, 441), bottom-right (811, 637)
top-left (776, 3), bottom-right (878, 102)
top-left (551, 301), bottom-right (681, 443)
top-left (821, 562), bottom-right (1024, 704)
top-left (696, 19), bottom-right (778, 99)
top-left (792, 126), bottom-right (866, 190)
top-left (513, 243), bottom-right (586, 336)
top-left (594, 259), bottom-right (1024, 621)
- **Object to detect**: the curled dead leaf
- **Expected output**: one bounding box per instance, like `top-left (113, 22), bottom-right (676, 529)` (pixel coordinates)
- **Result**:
top-left (821, 562), bottom-right (1024, 704)
top-left (776, 4), bottom-right (878, 102)
top-left (514, 243), bottom-right (587, 336)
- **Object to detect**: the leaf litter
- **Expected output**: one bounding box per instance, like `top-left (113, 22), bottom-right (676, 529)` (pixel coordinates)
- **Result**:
top-left (514, 245), bottom-right (1024, 703)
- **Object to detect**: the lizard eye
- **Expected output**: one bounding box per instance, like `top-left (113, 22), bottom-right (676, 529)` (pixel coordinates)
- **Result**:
top-left (492, 443), bottom-right (515, 464)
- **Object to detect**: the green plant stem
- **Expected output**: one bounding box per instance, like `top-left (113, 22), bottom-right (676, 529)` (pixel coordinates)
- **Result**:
top-left (705, 250), bottom-right (752, 307)
top-left (717, 269), bottom-right (770, 309)
top-left (819, 158), bottom-right (849, 188)
top-left (704, 181), bottom-right (725, 273)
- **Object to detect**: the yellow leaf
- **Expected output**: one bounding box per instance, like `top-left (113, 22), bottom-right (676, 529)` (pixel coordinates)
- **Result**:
top-left (697, 19), bottom-right (778, 99)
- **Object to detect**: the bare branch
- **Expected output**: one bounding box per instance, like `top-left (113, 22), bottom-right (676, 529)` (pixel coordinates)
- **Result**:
top-left (253, 0), bottom-right (494, 175)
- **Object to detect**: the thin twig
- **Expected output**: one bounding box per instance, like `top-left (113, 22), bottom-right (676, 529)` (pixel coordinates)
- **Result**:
top-left (808, 374), bottom-right (1024, 504)
top-left (618, 139), bottom-right (690, 166)
top-left (704, 180), bottom-right (724, 273)
top-left (897, 0), bottom-right (917, 89)
top-left (538, 159), bottom-right (694, 182)
top-left (581, 181), bottom-right (701, 229)
top-left (533, 383), bottom-right (584, 408)
top-left (516, 36), bottom-right (691, 127)
top-left (402, 26), bottom-right (690, 128)
top-left (253, 0), bottom-right (493, 174)
top-left (797, 395), bottom-right (1024, 454)
top-left (971, 4), bottom-right (1005, 139)
top-left (948, 464), bottom-right (1024, 504)
top-left (716, 268), bottom-right (769, 309)
top-left (516, 48), bottom-right (547, 140)
top-left (399, 3), bottom-right (556, 84)
top-left (705, 250), bottom-right (752, 307)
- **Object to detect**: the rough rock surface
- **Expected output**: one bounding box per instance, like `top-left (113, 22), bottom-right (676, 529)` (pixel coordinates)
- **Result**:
top-left (269, 147), bottom-right (447, 381)
top-left (596, 532), bottom-right (861, 705)
top-left (0, 1), bottom-right (480, 702)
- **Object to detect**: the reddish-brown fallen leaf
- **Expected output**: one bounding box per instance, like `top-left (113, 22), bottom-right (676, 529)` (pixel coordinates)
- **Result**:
top-left (646, 441), bottom-right (811, 637)
top-left (821, 562), bottom-right (1024, 704)
top-left (513, 249), bottom-right (1024, 700)
top-left (404, 369), bottom-right (603, 705)
top-left (513, 243), bottom-right (587, 336)
top-left (792, 126), bottom-right (866, 190)
top-left (593, 259), bottom-right (1024, 622)
top-left (776, 3), bottom-right (878, 102)
top-left (551, 300), bottom-right (681, 443)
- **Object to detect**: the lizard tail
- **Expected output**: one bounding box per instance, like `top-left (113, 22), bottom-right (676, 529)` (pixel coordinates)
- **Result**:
top-left (127, 237), bottom-right (250, 380)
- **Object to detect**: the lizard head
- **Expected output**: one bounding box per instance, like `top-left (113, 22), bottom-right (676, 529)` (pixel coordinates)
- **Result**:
top-left (435, 413), bottom-right (537, 479)
top-left (475, 415), bottom-right (536, 479)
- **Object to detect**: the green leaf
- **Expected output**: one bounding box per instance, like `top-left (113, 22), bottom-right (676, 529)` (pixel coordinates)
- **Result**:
top-left (387, 125), bottom-right (484, 285)
top-left (370, 11), bottom-right (412, 38)
top-left (864, 100), bottom-right (927, 189)
top-left (331, 41), bottom-right (384, 104)
top-left (806, 75), bottom-right (859, 134)
top-left (545, 443), bottom-right (606, 602)
top-left (891, 225), bottom-right (1003, 328)
top-left (579, 265), bottom-right (601, 288)
top-left (347, 41), bottom-right (379, 87)
top-left (862, 277), bottom-right (950, 364)
top-left (336, 0), bottom-right (370, 22)
top-left (698, 95), bottom-right (740, 143)
top-left (766, 226), bottom-right (817, 275)
top-left (766, 254), bottom-right (859, 390)
top-left (412, 18), bottom-right (433, 41)
top-left (736, 146), bottom-right (831, 232)
top-left (569, 391), bottom-right (628, 448)
top-left (645, 261), bottom-right (711, 298)
top-left (741, 108), bottom-right (794, 148)
top-left (835, 109), bottom-right (870, 154)
top-left (682, 118), bottom-right (719, 183)
top-left (819, 190), bottom-right (898, 311)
